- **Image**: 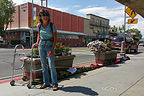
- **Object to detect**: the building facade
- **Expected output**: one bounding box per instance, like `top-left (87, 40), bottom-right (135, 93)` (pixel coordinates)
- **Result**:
top-left (7, 2), bottom-right (86, 47)
top-left (6, 2), bottom-right (110, 47)
top-left (84, 14), bottom-right (110, 43)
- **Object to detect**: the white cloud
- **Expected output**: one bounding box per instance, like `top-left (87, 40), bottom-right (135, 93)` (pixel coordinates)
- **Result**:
top-left (48, 6), bottom-right (69, 12)
top-left (78, 5), bottom-right (144, 37)
top-left (12, 0), bottom-right (68, 12)
top-left (110, 17), bottom-right (124, 27)
top-left (78, 6), bottom-right (124, 18)
top-left (12, 0), bottom-right (25, 5)
top-left (12, 0), bottom-right (40, 5)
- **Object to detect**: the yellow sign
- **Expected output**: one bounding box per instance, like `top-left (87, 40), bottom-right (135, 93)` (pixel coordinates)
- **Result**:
top-left (30, 16), bottom-right (39, 28)
top-left (125, 8), bottom-right (138, 18)
top-left (128, 18), bottom-right (138, 24)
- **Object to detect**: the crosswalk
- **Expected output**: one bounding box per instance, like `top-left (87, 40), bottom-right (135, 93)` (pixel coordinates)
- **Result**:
top-left (72, 50), bottom-right (144, 57)
top-left (72, 50), bottom-right (94, 55)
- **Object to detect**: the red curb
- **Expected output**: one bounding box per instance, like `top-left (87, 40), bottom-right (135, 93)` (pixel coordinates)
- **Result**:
top-left (0, 77), bottom-right (22, 84)
top-left (72, 62), bottom-right (96, 68)
top-left (137, 52), bottom-right (144, 55)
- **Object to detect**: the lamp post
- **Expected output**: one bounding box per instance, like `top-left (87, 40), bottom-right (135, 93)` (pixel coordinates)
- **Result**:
top-left (31, 0), bottom-right (34, 45)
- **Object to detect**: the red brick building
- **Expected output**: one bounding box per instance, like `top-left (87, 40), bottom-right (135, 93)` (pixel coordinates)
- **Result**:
top-left (7, 2), bottom-right (86, 47)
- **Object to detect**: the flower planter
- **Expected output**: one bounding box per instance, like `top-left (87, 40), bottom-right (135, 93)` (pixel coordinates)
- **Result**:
top-left (21, 55), bottom-right (75, 79)
top-left (94, 51), bottom-right (117, 65)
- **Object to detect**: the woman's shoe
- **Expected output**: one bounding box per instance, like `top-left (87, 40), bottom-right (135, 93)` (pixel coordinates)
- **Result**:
top-left (40, 84), bottom-right (49, 89)
top-left (52, 85), bottom-right (58, 91)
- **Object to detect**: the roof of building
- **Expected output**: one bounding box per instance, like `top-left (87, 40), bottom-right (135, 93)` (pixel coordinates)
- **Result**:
top-left (87, 14), bottom-right (109, 21)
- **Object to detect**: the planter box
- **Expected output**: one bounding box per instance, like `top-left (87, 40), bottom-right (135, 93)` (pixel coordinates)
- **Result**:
top-left (21, 55), bottom-right (75, 79)
top-left (94, 51), bottom-right (117, 65)
top-left (55, 55), bottom-right (75, 71)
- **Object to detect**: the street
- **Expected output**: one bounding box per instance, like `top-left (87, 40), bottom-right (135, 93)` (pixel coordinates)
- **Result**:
top-left (0, 46), bottom-right (144, 80)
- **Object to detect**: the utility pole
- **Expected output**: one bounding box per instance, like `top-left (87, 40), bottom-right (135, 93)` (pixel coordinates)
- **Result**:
top-left (31, 0), bottom-right (34, 45)
top-left (120, 5), bottom-right (126, 57)
top-left (41, 0), bottom-right (48, 7)
top-left (124, 5), bottom-right (126, 35)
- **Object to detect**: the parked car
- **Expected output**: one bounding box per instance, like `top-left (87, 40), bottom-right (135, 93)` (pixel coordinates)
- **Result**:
top-left (111, 35), bottom-right (138, 53)
top-left (139, 42), bottom-right (144, 46)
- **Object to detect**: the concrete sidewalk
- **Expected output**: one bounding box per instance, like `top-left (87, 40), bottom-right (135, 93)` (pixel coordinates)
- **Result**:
top-left (0, 53), bottom-right (144, 96)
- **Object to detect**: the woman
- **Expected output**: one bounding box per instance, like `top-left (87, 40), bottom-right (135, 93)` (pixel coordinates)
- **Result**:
top-left (32, 9), bottom-right (58, 91)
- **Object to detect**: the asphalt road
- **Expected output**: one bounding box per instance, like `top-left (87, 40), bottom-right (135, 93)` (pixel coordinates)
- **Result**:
top-left (0, 46), bottom-right (144, 80)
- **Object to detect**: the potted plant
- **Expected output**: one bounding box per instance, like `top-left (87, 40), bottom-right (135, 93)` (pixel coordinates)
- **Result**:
top-left (87, 40), bottom-right (117, 65)
top-left (21, 43), bottom-right (75, 79)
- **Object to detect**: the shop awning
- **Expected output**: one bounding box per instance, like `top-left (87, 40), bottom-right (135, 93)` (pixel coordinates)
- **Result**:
top-left (115, 0), bottom-right (144, 18)
top-left (7, 27), bottom-right (87, 36)
top-left (7, 27), bottom-right (37, 32)
top-left (57, 30), bottom-right (87, 36)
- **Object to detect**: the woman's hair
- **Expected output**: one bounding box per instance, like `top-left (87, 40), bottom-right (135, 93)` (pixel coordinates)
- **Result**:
top-left (38, 9), bottom-right (50, 24)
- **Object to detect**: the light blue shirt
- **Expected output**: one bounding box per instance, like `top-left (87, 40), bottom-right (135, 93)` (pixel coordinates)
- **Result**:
top-left (37, 23), bottom-right (57, 46)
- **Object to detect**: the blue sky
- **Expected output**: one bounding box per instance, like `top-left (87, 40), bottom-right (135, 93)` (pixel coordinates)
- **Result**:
top-left (12, 0), bottom-right (144, 37)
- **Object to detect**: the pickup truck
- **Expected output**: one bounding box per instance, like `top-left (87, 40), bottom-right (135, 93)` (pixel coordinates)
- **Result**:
top-left (111, 35), bottom-right (138, 53)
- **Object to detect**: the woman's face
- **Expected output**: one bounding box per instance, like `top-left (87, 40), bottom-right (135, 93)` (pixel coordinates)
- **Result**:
top-left (41, 16), bottom-right (49, 23)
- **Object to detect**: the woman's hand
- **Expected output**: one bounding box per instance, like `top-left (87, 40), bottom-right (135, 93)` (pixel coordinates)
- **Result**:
top-left (32, 43), bottom-right (38, 48)
top-left (48, 50), bottom-right (53, 57)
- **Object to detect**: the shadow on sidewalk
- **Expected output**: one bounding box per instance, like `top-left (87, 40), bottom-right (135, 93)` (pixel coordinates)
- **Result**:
top-left (60, 86), bottom-right (98, 96)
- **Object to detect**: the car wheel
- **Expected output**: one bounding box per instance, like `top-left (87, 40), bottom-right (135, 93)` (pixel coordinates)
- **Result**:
top-left (134, 47), bottom-right (138, 53)
top-left (126, 47), bottom-right (131, 53)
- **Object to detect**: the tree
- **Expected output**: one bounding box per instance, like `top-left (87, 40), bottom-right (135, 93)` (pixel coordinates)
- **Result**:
top-left (112, 25), bottom-right (118, 32)
top-left (126, 28), bottom-right (142, 39)
top-left (0, 0), bottom-right (15, 44)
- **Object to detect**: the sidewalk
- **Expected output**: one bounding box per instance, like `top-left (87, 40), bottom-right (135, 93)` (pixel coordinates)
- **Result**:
top-left (0, 53), bottom-right (144, 96)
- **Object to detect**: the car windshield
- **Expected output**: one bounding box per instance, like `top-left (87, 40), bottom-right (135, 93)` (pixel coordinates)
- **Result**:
top-left (111, 37), bottom-right (124, 42)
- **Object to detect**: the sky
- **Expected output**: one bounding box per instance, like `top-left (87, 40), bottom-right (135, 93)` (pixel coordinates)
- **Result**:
top-left (12, 0), bottom-right (144, 37)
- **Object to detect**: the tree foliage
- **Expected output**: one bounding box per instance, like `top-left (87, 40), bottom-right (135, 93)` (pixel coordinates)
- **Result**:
top-left (112, 25), bottom-right (125, 32)
top-left (126, 28), bottom-right (142, 39)
top-left (112, 25), bottom-right (118, 32)
top-left (0, 0), bottom-right (15, 39)
top-left (112, 25), bottom-right (142, 39)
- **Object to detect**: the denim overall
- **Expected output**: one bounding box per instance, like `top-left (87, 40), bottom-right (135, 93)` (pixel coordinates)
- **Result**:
top-left (38, 23), bottom-right (58, 86)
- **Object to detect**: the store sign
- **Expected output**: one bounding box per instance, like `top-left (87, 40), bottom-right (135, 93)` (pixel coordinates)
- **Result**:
top-left (128, 18), bottom-right (138, 24)
top-left (125, 8), bottom-right (138, 18)
top-left (33, 7), bottom-right (36, 20)
top-left (30, 16), bottom-right (39, 28)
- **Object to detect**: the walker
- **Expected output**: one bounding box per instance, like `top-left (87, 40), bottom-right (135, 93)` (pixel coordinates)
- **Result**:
top-left (10, 44), bottom-right (41, 89)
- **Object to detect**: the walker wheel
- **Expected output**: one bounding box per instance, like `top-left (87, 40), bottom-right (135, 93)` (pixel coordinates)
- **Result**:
top-left (22, 76), bottom-right (27, 81)
top-left (10, 80), bottom-right (15, 86)
top-left (27, 83), bottom-right (31, 89)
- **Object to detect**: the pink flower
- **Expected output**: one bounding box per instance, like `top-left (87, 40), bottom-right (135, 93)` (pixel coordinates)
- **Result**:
top-left (105, 47), bottom-right (109, 50)
top-left (59, 45), bottom-right (63, 48)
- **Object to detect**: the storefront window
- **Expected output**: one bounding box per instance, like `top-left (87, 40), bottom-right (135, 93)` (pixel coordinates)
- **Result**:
top-left (58, 34), bottom-right (79, 39)
top-left (11, 32), bottom-right (13, 36)
top-left (15, 32), bottom-right (17, 35)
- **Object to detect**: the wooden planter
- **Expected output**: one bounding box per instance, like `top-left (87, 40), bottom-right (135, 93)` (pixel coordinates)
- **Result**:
top-left (21, 55), bottom-right (75, 79)
top-left (94, 51), bottom-right (117, 65)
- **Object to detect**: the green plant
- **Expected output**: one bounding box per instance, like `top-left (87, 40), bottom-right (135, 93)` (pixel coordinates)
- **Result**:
top-left (11, 40), bottom-right (21, 45)
top-left (33, 48), bottom-right (39, 55)
top-left (31, 43), bottom-right (72, 56)
top-left (54, 43), bottom-right (64, 56)
top-left (54, 43), bottom-right (71, 56)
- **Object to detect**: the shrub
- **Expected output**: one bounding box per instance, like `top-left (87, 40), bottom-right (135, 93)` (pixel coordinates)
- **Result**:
top-left (11, 40), bottom-right (21, 45)
top-left (32, 42), bottom-right (72, 56)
